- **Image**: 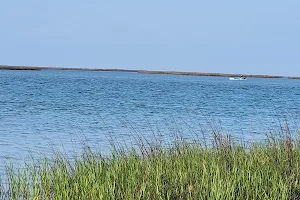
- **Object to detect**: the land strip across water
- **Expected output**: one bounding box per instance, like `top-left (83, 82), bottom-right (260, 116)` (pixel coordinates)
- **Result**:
top-left (0, 64), bottom-right (298, 79)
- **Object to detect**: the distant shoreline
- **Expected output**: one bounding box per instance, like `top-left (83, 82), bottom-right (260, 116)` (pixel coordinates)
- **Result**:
top-left (0, 65), bottom-right (298, 79)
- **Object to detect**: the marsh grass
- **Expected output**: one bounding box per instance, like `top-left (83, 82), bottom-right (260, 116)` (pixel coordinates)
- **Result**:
top-left (2, 127), bottom-right (300, 199)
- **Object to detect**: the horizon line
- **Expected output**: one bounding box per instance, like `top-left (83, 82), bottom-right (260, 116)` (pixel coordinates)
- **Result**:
top-left (0, 64), bottom-right (299, 79)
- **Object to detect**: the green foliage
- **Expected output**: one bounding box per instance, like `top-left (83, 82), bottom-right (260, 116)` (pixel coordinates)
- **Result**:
top-left (2, 134), bottom-right (300, 199)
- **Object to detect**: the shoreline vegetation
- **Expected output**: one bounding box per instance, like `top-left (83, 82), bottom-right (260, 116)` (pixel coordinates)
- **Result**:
top-left (1, 64), bottom-right (299, 79)
top-left (2, 129), bottom-right (300, 199)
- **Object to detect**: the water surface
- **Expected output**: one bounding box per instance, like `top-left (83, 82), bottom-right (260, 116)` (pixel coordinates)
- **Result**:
top-left (0, 70), bottom-right (299, 169)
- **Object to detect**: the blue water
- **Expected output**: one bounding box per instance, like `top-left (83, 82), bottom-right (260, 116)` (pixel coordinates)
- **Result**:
top-left (0, 70), bottom-right (299, 169)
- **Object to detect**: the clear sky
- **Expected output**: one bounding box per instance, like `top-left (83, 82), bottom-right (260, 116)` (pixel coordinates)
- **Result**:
top-left (1, 1), bottom-right (300, 76)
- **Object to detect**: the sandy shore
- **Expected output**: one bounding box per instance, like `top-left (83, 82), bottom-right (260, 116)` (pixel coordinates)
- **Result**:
top-left (0, 65), bottom-right (297, 79)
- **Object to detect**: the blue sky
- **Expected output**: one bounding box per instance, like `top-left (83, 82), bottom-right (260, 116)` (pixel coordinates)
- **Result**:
top-left (1, 1), bottom-right (299, 76)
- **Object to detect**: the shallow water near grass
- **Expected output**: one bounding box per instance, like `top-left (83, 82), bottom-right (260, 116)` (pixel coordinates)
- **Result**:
top-left (0, 70), bottom-right (299, 170)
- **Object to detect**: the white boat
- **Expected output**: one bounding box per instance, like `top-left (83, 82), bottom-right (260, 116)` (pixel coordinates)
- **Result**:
top-left (229, 77), bottom-right (246, 80)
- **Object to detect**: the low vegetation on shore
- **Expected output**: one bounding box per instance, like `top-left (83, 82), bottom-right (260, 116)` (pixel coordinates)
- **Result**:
top-left (1, 127), bottom-right (300, 200)
top-left (0, 65), bottom-right (290, 79)
top-left (288, 76), bottom-right (300, 80)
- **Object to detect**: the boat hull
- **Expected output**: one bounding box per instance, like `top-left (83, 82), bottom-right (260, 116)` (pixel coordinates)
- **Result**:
top-left (229, 77), bottom-right (246, 80)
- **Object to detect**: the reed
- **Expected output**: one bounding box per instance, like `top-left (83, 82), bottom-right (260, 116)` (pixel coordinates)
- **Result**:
top-left (2, 131), bottom-right (300, 199)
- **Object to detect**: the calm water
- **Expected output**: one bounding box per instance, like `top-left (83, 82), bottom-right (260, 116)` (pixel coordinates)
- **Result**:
top-left (0, 70), bottom-right (300, 168)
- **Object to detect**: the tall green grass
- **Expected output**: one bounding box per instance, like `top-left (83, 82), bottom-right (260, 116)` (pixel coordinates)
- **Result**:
top-left (2, 129), bottom-right (300, 199)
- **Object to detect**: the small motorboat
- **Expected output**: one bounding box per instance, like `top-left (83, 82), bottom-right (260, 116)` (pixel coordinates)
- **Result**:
top-left (229, 77), bottom-right (246, 80)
